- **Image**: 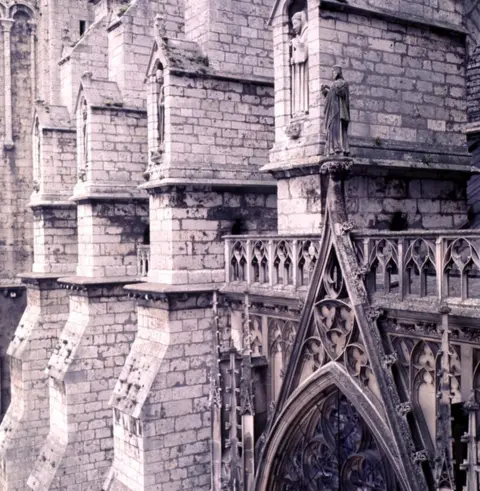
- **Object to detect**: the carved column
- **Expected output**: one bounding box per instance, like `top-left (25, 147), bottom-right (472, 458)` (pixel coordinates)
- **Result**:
top-left (2, 19), bottom-right (14, 149)
top-left (28, 21), bottom-right (36, 102)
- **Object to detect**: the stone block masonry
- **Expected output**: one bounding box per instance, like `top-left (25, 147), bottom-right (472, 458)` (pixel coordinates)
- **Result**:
top-left (0, 277), bottom-right (69, 491)
top-left (32, 207), bottom-right (78, 275)
top-left (155, 72), bottom-right (275, 182)
top-left (184, 0), bottom-right (274, 78)
top-left (105, 292), bottom-right (213, 491)
top-left (28, 284), bottom-right (138, 491)
top-left (76, 200), bottom-right (148, 278)
top-left (149, 187), bottom-right (277, 285)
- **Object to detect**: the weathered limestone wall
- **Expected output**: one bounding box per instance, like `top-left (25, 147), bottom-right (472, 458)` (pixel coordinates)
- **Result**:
top-left (184, 0), bottom-right (274, 77)
top-left (76, 201), bottom-right (148, 278)
top-left (80, 107), bottom-right (147, 192)
top-left (38, 0), bottom-right (92, 105)
top-left (60, 20), bottom-right (109, 114)
top-left (277, 175), bottom-right (323, 233)
top-left (158, 73), bottom-right (274, 181)
top-left (28, 286), bottom-right (137, 491)
top-left (271, 0), bottom-right (469, 234)
top-left (32, 207), bottom-right (78, 275)
top-left (106, 298), bottom-right (212, 491)
top-left (149, 188), bottom-right (277, 285)
top-left (0, 12), bottom-right (34, 282)
top-left (0, 279), bottom-right (70, 491)
top-left (333, 12), bottom-right (466, 149)
top-left (108, 0), bottom-right (184, 109)
top-left (0, 91), bottom-right (79, 489)
top-left (345, 174), bottom-right (469, 229)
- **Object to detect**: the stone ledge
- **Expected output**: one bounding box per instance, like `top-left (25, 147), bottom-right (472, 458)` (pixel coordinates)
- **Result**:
top-left (27, 198), bottom-right (76, 209)
top-left (168, 67), bottom-right (273, 87)
top-left (371, 294), bottom-right (480, 320)
top-left (124, 281), bottom-right (218, 295)
top-left (220, 282), bottom-right (307, 301)
top-left (263, 157), bottom-right (478, 180)
top-left (140, 177), bottom-right (277, 192)
top-left (58, 276), bottom-right (143, 288)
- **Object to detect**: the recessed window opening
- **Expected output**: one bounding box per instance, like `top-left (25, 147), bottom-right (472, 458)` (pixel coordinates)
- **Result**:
top-left (79, 20), bottom-right (86, 36)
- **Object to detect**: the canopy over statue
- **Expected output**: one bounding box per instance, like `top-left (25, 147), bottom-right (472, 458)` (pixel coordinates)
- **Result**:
top-left (322, 65), bottom-right (350, 156)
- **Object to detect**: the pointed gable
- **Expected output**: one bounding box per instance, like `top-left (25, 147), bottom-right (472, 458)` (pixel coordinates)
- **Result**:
top-left (256, 160), bottom-right (430, 491)
top-left (74, 72), bottom-right (123, 113)
top-left (32, 102), bottom-right (73, 133)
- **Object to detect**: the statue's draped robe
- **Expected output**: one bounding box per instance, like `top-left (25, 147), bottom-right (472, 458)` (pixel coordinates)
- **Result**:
top-left (324, 78), bottom-right (350, 155)
top-left (291, 25), bottom-right (308, 116)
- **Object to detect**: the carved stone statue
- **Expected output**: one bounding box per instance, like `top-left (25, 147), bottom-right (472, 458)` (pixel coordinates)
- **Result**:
top-left (322, 65), bottom-right (350, 156)
top-left (290, 10), bottom-right (308, 116)
top-left (156, 67), bottom-right (165, 148)
top-left (80, 99), bottom-right (88, 181)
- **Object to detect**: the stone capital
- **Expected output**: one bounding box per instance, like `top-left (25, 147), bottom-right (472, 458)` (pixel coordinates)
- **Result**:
top-left (0, 19), bottom-right (14, 32)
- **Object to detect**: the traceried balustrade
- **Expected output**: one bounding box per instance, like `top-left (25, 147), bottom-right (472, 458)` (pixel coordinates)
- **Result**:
top-left (225, 234), bottom-right (322, 290)
top-left (137, 245), bottom-right (150, 278)
top-left (353, 231), bottom-right (480, 302)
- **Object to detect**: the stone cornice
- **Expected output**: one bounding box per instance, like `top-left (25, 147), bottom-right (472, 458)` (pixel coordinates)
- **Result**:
top-left (168, 68), bottom-right (274, 87)
top-left (320, 0), bottom-right (467, 37)
top-left (140, 177), bottom-right (277, 193)
top-left (57, 276), bottom-right (143, 291)
top-left (124, 282), bottom-right (217, 310)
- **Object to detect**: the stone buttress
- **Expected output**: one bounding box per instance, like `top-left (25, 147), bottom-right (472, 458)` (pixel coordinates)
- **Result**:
top-left (0, 103), bottom-right (77, 491)
top-left (104, 2), bottom-right (277, 489)
top-left (27, 74), bottom-right (148, 491)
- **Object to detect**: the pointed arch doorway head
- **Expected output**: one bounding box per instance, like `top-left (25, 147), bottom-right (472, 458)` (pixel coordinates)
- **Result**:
top-left (255, 365), bottom-right (406, 491)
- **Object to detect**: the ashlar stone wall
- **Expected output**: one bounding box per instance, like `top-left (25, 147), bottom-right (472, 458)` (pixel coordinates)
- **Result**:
top-left (0, 278), bottom-right (70, 491)
top-left (150, 71), bottom-right (275, 182)
top-left (149, 188), bottom-right (277, 285)
top-left (106, 297), bottom-right (213, 491)
top-left (28, 285), bottom-right (137, 491)
top-left (184, 0), bottom-right (274, 77)
top-left (271, 0), bottom-right (470, 233)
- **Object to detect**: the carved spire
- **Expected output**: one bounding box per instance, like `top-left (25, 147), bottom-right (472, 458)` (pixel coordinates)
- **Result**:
top-left (434, 307), bottom-right (455, 490)
top-left (460, 392), bottom-right (480, 491)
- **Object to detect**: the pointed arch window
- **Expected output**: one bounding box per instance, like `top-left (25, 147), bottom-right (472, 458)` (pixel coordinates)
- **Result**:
top-left (272, 389), bottom-right (400, 490)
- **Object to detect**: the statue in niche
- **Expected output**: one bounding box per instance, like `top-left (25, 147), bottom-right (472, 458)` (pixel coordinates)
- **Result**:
top-left (322, 65), bottom-right (350, 156)
top-left (79, 99), bottom-right (88, 181)
top-left (156, 67), bottom-right (165, 148)
top-left (290, 10), bottom-right (309, 116)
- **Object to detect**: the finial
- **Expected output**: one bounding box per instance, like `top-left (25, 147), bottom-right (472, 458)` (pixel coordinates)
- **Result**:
top-left (82, 71), bottom-right (93, 81)
top-left (154, 14), bottom-right (166, 39)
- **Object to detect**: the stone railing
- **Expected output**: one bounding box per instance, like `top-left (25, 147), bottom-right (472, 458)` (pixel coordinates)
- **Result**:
top-left (224, 234), bottom-right (322, 290)
top-left (353, 230), bottom-right (480, 303)
top-left (137, 245), bottom-right (150, 278)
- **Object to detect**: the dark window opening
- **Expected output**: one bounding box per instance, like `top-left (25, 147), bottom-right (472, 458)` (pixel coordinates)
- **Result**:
top-left (231, 218), bottom-right (246, 235)
top-left (79, 20), bottom-right (86, 36)
top-left (143, 226), bottom-right (150, 245)
top-left (389, 211), bottom-right (408, 231)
